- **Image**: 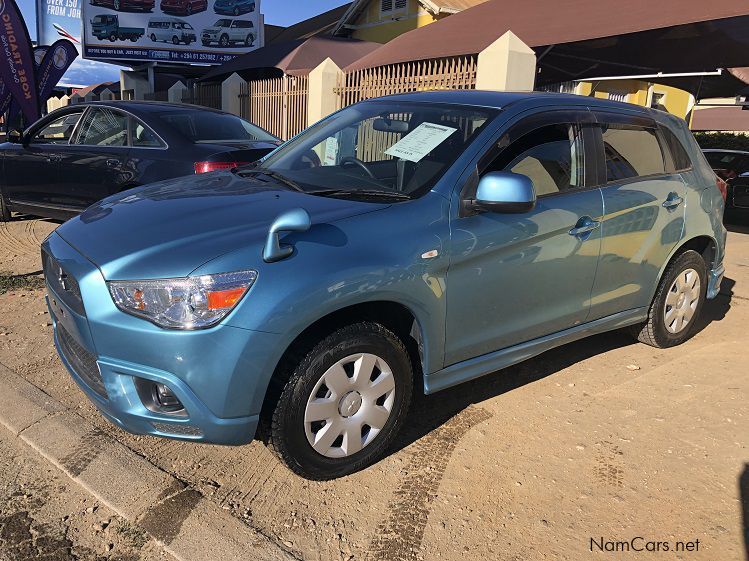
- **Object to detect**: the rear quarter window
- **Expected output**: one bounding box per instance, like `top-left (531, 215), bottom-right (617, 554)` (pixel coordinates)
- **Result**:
top-left (659, 125), bottom-right (693, 172)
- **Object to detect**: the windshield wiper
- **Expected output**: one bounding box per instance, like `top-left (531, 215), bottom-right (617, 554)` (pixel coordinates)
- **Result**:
top-left (308, 189), bottom-right (412, 201)
top-left (237, 168), bottom-right (304, 192)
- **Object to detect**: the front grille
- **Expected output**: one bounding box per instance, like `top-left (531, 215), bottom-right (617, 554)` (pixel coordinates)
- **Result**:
top-left (57, 324), bottom-right (107, 399)
top-left (42, 250), bottom-right (85, 316)
top-left (151, 421), bottom-right (203, 437)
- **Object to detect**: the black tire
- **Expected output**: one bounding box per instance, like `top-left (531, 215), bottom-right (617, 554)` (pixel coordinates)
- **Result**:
top-left (109, 33), bottom-right (117, 41)
top-left (269, 322), bottom-right (413, 480)
top-left (219, 34), bottom-right (229, 47)
top-left (150, 33), bottom-right (157, 41)
top-left (186, 3), bottom-right (192, 13)
top-left (245, 34), bottom-right (252, 47)
top-left (630, 250), bottom-right (707, 348)
top-left (0, 193), bottom-right (11, 222)
top-left (172, 35), bottom-right (179, 44)
top-left (113, 0), bottom-right (120, 8)
top-left (232, 6), bottom-right (239, 15)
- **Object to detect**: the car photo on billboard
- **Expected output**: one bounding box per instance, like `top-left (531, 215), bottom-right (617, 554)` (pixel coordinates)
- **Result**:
top-left (213, 0), bottom-right (254, 16)
top-left (159, 0), bottom-right (206, 16)
top-left (89, 0), bottom-right (155, 13)
top-left (201, 19), bottom-right (254, 47)
top-left (91, 14), bottom-right (145, 42)
top-left (148, 17), bottom-right (196, 45)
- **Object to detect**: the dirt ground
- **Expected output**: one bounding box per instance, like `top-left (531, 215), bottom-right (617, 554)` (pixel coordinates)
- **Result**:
top-left (0, 415), bottom-right (175, 561)
top-left (1, 215), bottom-right (748, 561)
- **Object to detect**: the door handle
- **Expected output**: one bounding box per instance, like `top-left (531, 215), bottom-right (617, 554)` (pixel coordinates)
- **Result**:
top-left (662, 193), bottom-right (684, 210)
top-left (569, 217), bottom-right (601, 238)
top-left (106, 159), bottom-right (120, 168)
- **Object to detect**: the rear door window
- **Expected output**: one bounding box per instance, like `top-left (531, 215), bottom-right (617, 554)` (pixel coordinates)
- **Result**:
top-left (600, 124), bottom-right (666, 182)
top-left (74, 108), bottom-right (129, 147)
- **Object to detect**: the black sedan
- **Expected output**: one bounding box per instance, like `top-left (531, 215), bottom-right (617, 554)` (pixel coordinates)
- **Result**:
top-left (703, 149), bottom-right (749, 222)
top-left (0, 101), bottom-right (281, 221)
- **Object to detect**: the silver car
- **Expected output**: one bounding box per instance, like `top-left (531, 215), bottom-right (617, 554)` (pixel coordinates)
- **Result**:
top-left (200, 19), bottom-right (254, 47)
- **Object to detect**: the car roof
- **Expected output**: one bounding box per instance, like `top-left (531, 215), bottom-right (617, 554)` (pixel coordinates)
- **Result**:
top-left (370, 89), bottom-right (663, 115)
top-left (71, 100), bottom-right (232, 117)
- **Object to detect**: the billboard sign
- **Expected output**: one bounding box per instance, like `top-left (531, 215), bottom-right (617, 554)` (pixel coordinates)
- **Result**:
top-left (81, 0), bottom-right (262, 65)
top-left (36, 0), bottom-right (122, 85)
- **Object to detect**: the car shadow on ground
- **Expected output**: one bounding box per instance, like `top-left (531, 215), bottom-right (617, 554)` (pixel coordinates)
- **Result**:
top-left (391, 279), bottom-right (736, 456)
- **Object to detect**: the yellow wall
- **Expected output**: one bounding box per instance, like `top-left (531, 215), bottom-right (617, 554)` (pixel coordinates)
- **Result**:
top-left (577, 79), bottom-right (694, 120)
top-left (348, 0), bottom-right (446, 43)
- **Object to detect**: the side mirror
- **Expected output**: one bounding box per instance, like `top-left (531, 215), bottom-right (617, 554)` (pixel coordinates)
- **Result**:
top-left (470, 171), bottom-right (536, 214)
top-left (7, 130), bottom-right (23, 144)
top-left (263, 208), bottom-right (311, 263)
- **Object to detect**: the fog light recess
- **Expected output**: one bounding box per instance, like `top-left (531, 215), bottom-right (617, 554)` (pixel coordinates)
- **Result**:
top-left (135, 378), bottom-right (186, 416)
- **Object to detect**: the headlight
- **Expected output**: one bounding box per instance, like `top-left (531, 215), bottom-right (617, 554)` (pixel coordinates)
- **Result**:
top-left (107, 270), bottom-right (257, 330)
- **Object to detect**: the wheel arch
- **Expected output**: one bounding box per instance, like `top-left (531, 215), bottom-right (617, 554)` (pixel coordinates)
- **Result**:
top-left (257, 300), bottom-right (427, 437)
top-left (651, 234), bottom-right (717, 302)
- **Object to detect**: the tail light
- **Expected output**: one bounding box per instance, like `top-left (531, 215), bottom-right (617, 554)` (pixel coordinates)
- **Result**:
top-left (194, 161), bottom-right (248, 174)
top-left (716, 175), bottom-right (728, 202)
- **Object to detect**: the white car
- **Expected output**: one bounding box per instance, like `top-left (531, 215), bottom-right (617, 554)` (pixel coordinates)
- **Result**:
top-left (148, 17), bottom-right (196, 45)
top-left (201, 19), bottom-right (254, 47)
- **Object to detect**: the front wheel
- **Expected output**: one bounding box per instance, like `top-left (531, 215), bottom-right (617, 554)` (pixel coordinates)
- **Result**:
top-left (630, 250), bottom-right (707, 348)
top-left (219, 34), bottom-right (229, 47)
top-left (150, 33), bottom-right (157, 41)
top-left (245, 34), bottom-right (252, 47)
top-left (269, 322), bottom-right (413, 480)
top-left (172, 35), bottom-right (179, 44)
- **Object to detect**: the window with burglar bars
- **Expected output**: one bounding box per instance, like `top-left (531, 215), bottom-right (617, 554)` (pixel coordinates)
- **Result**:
top-left (381, 0), bottom-right (407, 13)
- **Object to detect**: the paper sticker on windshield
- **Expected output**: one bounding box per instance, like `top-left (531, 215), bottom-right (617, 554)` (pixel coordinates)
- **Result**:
top-left (323, 137), bottom-right (339, 166)
top-left (385, 122), bottom-right (457, 163)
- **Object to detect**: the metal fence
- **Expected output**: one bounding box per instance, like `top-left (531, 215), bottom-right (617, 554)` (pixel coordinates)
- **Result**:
top-left (239, 75), bottom-right (309, 140)
top-left (334, 56), bottom-right (478, 109)
top-left (182, 83), bottom-right (222, 109)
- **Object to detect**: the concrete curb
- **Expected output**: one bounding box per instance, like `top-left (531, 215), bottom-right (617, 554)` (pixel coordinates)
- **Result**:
top-left (0, 364), bottom-right (294, 561)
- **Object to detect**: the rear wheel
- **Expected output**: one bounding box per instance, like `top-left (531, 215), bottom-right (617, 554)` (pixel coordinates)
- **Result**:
top-left (245, 34), bottom-right (252, 46)
top-left (150, 33), bottom-right (156, 41)
top-left (269, 322), bottom-right (413, 480)
top-left (172, 35), bottom-right (179, 44)
top-left (630, 250), bottom-right (707, 348)
top-left (0, 193), bottom-right (11, 222)
top-left (109, 33), bottom-right (117, 41)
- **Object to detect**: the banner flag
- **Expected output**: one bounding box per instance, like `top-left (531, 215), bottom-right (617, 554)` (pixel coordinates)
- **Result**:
top-left (0, 0), bottom-right (40, 123)
top-left (36, 40), bottom-right (77, 107)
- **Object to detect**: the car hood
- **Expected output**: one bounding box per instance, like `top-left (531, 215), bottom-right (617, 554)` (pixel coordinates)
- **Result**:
top-left (55, 171), bottom-right (389, 280)
top-left (202, 27), bottom-right (220, 33)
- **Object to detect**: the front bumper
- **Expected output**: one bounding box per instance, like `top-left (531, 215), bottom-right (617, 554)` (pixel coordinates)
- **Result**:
top-left (44, 232), bottom-right (283, 445)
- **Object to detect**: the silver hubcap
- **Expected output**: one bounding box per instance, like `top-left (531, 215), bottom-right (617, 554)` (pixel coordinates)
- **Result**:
top-left (304, 353), bottom-right (396, 458)
top-left (664, 268), bottom-right (701, 334)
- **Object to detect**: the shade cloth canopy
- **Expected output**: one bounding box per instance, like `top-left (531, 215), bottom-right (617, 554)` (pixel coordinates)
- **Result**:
top-left (345, 0), bottom-right (749, 92)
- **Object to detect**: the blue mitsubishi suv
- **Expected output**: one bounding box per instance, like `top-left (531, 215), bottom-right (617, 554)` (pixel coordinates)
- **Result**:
top-left (43, 91), bottom-right (727, 479)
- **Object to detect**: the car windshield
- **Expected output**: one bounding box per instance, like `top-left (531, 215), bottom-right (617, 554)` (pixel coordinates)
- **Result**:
top-left (214, 19), bottom-right (230, 26)
top-left (254, 101), bottom-right (495, 200)
top-left (157, 110), bottom-right (277, 143)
